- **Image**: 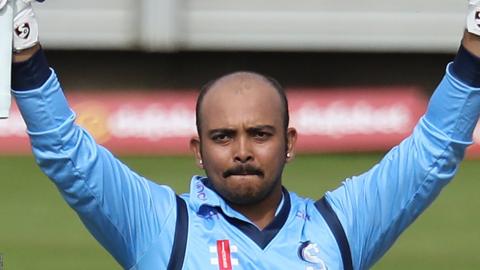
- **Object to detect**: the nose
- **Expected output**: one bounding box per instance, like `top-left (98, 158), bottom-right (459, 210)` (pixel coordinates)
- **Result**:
top-left (233, 135), bottom-right (253, 163)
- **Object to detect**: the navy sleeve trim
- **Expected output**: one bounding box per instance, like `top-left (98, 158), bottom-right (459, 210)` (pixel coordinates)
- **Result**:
top-left (315, 197), bottom-right (353, 270)
top-left (12, 47), bottom-right (52, 91)
top-left (451, 44), bottom-right (480, 88)
top-left (167, 195), bottom-right (189, 270)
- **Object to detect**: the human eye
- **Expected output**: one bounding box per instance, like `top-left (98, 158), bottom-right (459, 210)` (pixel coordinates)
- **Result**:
top-left (253, 130), bottom-right (272, 141)
top-left (211, 133), bottom-right (232, 143)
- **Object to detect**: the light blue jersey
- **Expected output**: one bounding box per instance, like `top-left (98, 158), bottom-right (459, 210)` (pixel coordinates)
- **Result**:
top-left (12, 48), bottom-right (480, 270)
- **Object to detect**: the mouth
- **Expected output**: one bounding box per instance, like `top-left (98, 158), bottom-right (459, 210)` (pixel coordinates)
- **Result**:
top-left (228, 173), bottom-right (260, 177)
top-left (226, 174), bottom-right (262, 182)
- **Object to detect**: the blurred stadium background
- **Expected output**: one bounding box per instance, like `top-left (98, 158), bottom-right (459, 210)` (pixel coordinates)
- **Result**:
top-left (1, 0), bottom-right (480, 269)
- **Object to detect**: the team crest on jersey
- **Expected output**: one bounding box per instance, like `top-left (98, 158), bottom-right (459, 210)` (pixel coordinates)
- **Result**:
top-left (209, 240), bottom-right (239, 269)
top-left (298, 241), bottom-right (327, 270)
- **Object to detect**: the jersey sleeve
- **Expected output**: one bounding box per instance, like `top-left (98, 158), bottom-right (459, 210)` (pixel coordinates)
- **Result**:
top-left (12, 50), bottom-right (176, 269)
top-left (324, 56), bottom-right (480, 268)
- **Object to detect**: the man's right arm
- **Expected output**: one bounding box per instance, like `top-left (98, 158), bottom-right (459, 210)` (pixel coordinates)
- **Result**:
top-left (323, 30), bottom-right (480, 269)
top-left (12, 45), bottom-right (177, 269)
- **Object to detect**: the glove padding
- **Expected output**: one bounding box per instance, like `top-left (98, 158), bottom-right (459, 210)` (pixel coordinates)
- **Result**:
top-left (13, 0), bottom-right (41, 52)
top-left (468, 0), bottom-right (480, 36)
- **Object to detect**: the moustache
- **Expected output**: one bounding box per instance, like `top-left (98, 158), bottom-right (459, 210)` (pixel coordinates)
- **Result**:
top-left (223, 164), bottom-right (264, 178)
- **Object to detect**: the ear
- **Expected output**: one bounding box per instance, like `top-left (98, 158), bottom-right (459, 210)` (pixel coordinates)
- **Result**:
top-left (286, 127), bottom-right (297, 162)
top-left (190, 136), bottom-right (203, 169)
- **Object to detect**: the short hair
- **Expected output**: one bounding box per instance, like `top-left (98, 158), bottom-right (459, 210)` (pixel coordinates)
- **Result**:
top-left (195, 71), bottom-right (289, 137)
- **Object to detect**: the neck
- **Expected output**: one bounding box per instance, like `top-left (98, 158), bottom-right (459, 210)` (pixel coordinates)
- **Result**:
top-left (230, 185), bottom-right (283, 230)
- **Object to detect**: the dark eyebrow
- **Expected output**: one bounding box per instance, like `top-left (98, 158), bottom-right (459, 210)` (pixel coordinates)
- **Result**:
top-left (247, 125), bottom-right (276, 133)
top-left (207, 128), bottom-right (236, 137)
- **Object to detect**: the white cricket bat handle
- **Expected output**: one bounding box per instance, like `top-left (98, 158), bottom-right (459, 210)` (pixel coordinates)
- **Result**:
top-left (0, 0), bottom-right (13, 119)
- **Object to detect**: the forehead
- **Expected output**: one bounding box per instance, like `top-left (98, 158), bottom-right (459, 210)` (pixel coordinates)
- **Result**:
top-left (200, 75), bottom-right (283, 130)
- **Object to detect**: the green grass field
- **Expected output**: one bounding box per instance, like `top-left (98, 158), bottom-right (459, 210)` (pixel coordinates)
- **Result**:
top-left (0, 154), bottom-right (479, 269)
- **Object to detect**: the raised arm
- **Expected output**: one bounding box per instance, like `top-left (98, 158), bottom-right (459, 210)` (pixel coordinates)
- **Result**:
top-left (323, 31), bottom-right (480, 269)
top-left (11, 2), bottom-right (176, 268)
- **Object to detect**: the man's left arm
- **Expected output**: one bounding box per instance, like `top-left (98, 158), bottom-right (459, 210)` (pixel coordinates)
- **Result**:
top-left (324, 31), bottom-right (480, 269)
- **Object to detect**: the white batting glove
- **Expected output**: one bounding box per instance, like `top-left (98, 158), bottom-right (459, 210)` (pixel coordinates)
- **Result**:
top-left (467, 0), bottom-right (480, 36)
top-left (13, 0), bottom-right (41, 52)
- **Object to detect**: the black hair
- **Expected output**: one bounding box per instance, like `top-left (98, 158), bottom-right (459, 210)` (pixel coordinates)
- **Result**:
top-left (195, 71), bottom-right (289, 137)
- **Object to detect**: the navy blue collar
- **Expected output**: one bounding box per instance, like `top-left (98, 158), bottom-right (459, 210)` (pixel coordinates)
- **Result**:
top-left (216, 188), bottom-right (291, 249)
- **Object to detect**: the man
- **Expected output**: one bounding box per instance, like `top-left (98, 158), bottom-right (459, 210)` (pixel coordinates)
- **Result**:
top-left (10, 1), bottom-right (480, 269)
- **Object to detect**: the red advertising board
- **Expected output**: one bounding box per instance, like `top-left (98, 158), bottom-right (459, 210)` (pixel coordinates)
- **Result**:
top-left (288, 88), bottom-right (426, 153)
top-left (1, 87), bottom-right (478, 157)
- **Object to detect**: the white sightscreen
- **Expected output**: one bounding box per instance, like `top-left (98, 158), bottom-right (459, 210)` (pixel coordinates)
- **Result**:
top-left (36, 0), bottom-right (465, 52)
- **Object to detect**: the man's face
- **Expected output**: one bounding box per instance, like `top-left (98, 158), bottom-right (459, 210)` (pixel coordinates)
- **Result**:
top-left (191, 73), bottom-right (296, 206)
